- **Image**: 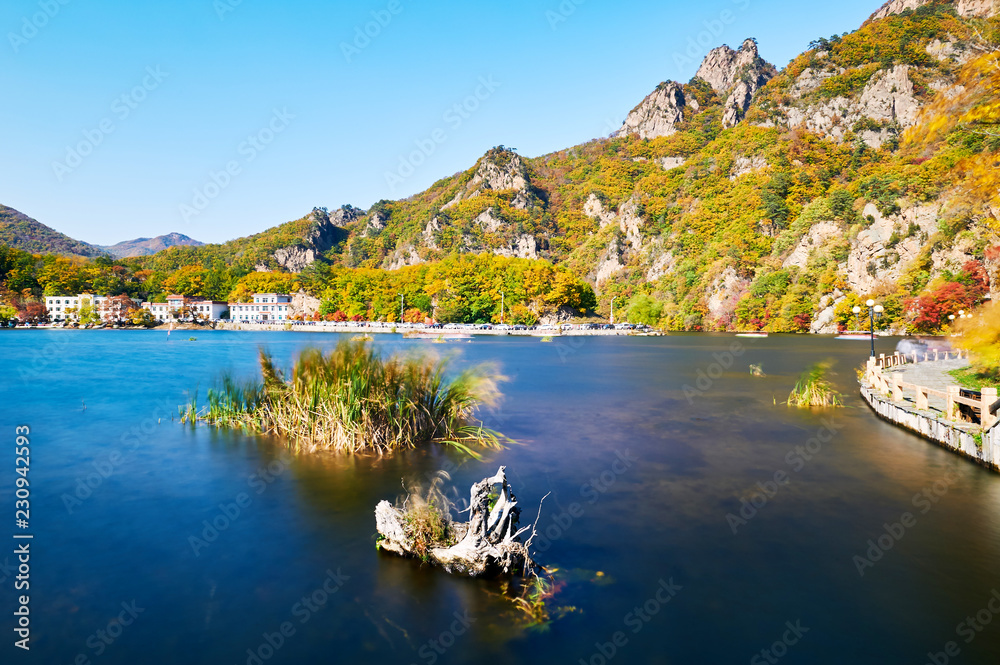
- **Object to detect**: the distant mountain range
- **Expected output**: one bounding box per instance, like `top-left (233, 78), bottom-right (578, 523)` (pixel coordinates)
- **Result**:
top-left (0, 204), bottom-right (106, 257)
top-left (0, 204), bottom-right (201, 258)
top-left (98, 233), bottom-right (203, 258)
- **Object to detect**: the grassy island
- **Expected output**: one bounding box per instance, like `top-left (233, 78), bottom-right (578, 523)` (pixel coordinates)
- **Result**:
top-left (185, 340), bottom-right (509, 455)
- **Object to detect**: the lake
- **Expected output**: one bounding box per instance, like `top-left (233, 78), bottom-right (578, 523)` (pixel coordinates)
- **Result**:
top-left (3, 330), bottom-right (999, 664)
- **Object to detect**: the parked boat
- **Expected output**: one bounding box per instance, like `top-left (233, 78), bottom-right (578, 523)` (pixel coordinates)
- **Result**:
top-left (735, 332), bottom-right (768, 338)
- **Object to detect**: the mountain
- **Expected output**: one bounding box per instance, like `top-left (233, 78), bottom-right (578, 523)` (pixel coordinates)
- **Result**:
top-left (290, 0), bottom-right (998, 332)
top-left (131, 206), bottom-right (357, 273)
top-left (100, 233), bottom-right (203, 258)
top-left (5, 0), bottom-right (998, 333)
top-left (0, 204), bottom-right (105, 257)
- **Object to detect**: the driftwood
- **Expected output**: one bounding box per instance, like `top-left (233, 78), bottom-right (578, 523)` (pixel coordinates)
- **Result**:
top-left (375, 466), bottom-right (540, 577)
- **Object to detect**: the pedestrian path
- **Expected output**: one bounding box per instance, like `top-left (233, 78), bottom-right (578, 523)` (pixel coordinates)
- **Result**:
top-left (884, 358), bottom-right (978, 430)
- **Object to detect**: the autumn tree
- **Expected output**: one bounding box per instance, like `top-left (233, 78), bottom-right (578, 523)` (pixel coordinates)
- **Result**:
top-left (163, 265), bottom-right (207, 298)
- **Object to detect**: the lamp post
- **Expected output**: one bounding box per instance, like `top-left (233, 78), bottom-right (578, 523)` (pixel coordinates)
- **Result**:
top-left (852, 299), bottom-right (884, 357)
top-left (398, 293), bottom-right (404, 324)
top-left (500, 291), bottom-right (504, 325)
top-left (610, 297), bottom-right (617, 325)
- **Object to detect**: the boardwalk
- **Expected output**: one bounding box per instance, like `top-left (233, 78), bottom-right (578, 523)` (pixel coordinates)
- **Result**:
top-left (883, 358), bottom-right (980, 432)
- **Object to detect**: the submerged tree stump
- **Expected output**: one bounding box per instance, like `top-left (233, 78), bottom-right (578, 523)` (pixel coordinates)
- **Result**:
top-left (375, 466), bottom-right (538, 577)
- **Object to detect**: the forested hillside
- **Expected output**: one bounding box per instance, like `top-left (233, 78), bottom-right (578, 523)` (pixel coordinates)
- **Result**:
top-left (2, 0), bottom-right (998, 330)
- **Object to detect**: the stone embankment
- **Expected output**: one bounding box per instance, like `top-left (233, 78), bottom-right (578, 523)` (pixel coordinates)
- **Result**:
top-left (860, 351), bottom-right (1000, 471)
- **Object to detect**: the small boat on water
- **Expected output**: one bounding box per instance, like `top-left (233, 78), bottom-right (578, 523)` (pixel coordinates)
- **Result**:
top-left (735, 332), bottom-right (768, 338)
top-left (836, 331), bottom-right (871, 340)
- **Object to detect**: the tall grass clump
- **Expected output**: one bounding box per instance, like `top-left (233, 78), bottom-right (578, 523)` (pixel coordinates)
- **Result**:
top-left (787, 361), bottom-right (843, 408)
top-left (186, 340), bottom-right (509, 455)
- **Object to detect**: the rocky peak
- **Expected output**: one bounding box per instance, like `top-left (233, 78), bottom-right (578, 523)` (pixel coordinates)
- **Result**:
top-left (870, 0), bottom-right (998, 20)
top-left (870, 0), bottom-right (928, 21)
top-left (694, 38), bottom-right (776, 129)
top-left (442, 147), bottom-right (534, 210)
top-left (272, 207), bottom-right (351, 272)
top-left (695, 39), bottom-right (765, 94)
top-left (469, 147), bottom-right (528, 193)
top-left (615, 81), bottom-right (690, 139)
top-left (956, 0), bottom-right (999, 17)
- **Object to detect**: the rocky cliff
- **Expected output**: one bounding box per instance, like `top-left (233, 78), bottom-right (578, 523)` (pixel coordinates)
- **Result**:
top-left (615, 82), bottom-right (691, 139)
top-left (615, 38), bottom-right (775, 139)
top-left (272, 206), bottom-right (356, 272)
top-left (114, 0), bottom-right (1000, 333)
top-left (871, 0), bottom-right (999, 19)
top-left (695, 39), bottom-right (777, 128)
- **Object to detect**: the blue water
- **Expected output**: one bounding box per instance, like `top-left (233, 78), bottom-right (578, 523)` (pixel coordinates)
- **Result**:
top-left (2, 330), bottom-right (999, 664)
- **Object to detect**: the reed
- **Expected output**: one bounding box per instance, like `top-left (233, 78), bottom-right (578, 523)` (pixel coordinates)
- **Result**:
top-left (787, 361), bottom-right (842, 407)
top-left (185, 340), bottom-right (509, 455)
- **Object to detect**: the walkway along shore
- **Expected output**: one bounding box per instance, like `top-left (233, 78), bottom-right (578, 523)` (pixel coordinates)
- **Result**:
top-left (860, 351), bottom-right (1000, 472)
top-left (212, 321), bottom-right (660, 336)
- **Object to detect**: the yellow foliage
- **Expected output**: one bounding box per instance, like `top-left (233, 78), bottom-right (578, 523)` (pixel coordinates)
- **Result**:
top-left (954, 302), bottom-right (1000, 374)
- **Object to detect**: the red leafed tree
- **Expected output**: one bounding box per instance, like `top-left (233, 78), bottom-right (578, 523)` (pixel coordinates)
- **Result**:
top-left (402, 307), bottom-right (424, 323)
top-left (20, 301), bottom-right (47, 322)
top-left (905, 281), bottom-right (978, 333)
top-left (961, 259), bottom-right (988, 294)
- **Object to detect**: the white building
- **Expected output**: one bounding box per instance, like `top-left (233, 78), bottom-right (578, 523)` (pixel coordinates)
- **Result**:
top-left (45, 293), bottom-right (144, 322)
top-left (142, 295), bottom-right (228, 322)
top-left (228, 293), bottom-right (292, 322)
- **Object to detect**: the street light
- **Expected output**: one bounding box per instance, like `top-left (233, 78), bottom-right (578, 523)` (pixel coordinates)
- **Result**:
top-left (398, 293), bottom-right (404, 324)
top-left (610, 296), bottom-right (618, 325)
top-left (853, 300), bottom-right (884, 357)
top-left (500, 291), bottom-right (504, 325)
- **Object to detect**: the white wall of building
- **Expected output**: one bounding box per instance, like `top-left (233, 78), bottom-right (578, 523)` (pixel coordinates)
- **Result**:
top-left (44, 294), bottom-right (143, 322)
top-left (228, 293), bottom-right (292, 322)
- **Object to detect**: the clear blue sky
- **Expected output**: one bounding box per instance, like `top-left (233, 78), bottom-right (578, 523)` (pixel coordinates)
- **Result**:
top-left (0, 0), bottom-right (883, 245)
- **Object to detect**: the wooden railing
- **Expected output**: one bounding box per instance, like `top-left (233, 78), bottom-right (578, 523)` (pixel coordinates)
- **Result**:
top-left (873, 349), bottom-right (967, 370)
top-left (864, 352), bottom-right (998, 428)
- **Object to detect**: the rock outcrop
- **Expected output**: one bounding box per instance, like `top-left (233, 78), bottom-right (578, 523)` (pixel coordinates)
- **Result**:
top-left (290, 290), bottom-right (321, 319)
top-left (783, 64), bottom-right (919, 148)
top-left (956, 0), bottom-right (1000, 17)
top-left (386, 246), bottom-right (425, 270)
top-left (594, 236), bottom-right (625, 286)
top-left (871, 0), bottom-right (999, 20)
top-left (583, 194), bottom-right (644, 251)
top-left (492, 234), bottom-right (539, 260)
top-left (845, 202), bottom-right (940, 293)
top-left (695, 39), bottom-right (776, 128)
top-left (870, 0), bottom-right (928, 20)
top-left (782, 221), bottom-right (842, 270)
top-left (810, 291), bottom-right (846, 334)
top-left (442, 148), bottom-right (534, 210)
top-left (615, 82), bottom-right (690, 139)
top-left (272, 207), bottom-right (355, 272)
top-left (730, 154), bottom-right (769, 179)
top-left (615, 38), bottom-right (773, 137)
top-left (706, 267), bottom-right (748, 323)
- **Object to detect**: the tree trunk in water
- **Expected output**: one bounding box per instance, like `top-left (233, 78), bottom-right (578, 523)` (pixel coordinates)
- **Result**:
top-left (375, 466), bottom-right (537, 577)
